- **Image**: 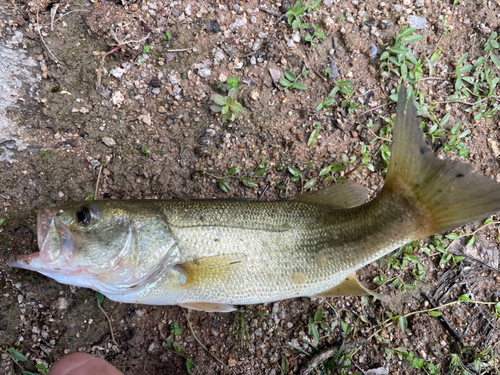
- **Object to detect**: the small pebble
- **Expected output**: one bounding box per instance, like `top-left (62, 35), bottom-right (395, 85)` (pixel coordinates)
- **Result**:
top-left (198, 68), bottom-right (212, 78)
top-left (409, 15), bottom-right (427, 30)
top-left (102, 137), bottom-right (116, 147)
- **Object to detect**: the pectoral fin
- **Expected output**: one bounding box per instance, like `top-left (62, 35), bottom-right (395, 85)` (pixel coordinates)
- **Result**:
top-left (178, 302), bottom-right (237, 313)
top-left (175, 254), bottom-right (244, 287)
top-left (312, 273), bottom-right (388, 301)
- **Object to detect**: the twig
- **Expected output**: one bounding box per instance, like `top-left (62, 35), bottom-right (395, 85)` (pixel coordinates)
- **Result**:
top-left (94, 153), bottom-right (105, 199)
top-left (36, 9), bottom-right (61, 64)
top-left (258, 6), bottom-right (282, 17)
top-left (50, 4), bottom-right (59, 31)
top-left (356, 102), bottom-right (394, 117)
top-left (38, 9), bottom-right (90, 27)
top-left (181, 308), bottom-right (225, 368)
top-left (165, 48), bottom-right (193, 52)
top-left (97, 298), bottom-right (120, 349)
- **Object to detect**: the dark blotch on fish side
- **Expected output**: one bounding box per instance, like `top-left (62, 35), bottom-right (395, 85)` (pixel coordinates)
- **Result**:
top-left (194, 146), bottom-right (211, 157)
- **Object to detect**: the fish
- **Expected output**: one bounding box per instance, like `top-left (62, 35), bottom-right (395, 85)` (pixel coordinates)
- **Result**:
top-left (10, 86), bottom-right (500, 312)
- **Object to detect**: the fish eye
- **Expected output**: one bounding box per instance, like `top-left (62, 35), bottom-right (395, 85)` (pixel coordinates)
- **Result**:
top-left (76, 206), bottom-right (91, 225)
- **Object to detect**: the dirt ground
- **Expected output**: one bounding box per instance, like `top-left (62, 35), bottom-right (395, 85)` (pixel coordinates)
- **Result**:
top-left (1, 0), bottom-right (500, 374)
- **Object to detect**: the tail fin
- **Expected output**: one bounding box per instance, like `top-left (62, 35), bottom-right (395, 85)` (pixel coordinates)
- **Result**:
top-left (384, 85), bottom-right (500, 236)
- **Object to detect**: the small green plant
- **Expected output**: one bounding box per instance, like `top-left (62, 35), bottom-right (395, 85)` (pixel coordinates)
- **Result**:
top-left (202, 157), bottom-right (270, 193)
top-left (315, 81), bottom-right (360, 114)
top-left (308, 308), bottom-right (331, 342)
top-left (162, 32), bottom-right (172, 40)
top-left (210, 88), bottom-right (248, 123)
top-left (319, 153), bottom-right (355, 184)
top-left (304, 24), bottom-right (326, 49)
top-left (288, 165), bottom-right (317, 191)
top-left (279, 70), bottom-right (307, 91)
top-left (84, 194), bottom-right (94, 201)
top-left (380, 26), bottom-right (423, 86)
top-left (2, 347), bottom-right (48, 375)
top-left (230, 309), bottom-right (251, 359)
top-left (0, 218), bottom-right (5, 226)
top-left (447, 32), bottom-right (500, 124)
top-left (373, 242), bottom-right (424, 292)
top-left (143, 45), bottom-right (150, 53)
top-left (307, 123), bottom-right (320, 147)
top-left (137, 56), bottom-right (146, 66)
top-left (226, 77), bottom-right (239, 91)
top-left (162, 323), bottom-right (194, 374)
top-left (286, 1), bottom-right (307, 29)
top-left (141, 145), bottom-right (151, 156)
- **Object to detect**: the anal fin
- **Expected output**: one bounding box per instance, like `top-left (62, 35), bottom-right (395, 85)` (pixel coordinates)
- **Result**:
top-left (178, 302), bottom-right (237, 313)
top-left (312, 273), bottom-right (388, 301)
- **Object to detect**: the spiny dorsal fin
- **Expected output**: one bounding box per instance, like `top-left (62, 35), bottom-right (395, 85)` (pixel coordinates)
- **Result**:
top-left (178, 302), bottom-right (237, 312)
top-left (289, 180), bottom-right (369, 209)
top-left (175, 254), bottom-right (244, 287)
top-left (311, 273), bottom-right (388, 301)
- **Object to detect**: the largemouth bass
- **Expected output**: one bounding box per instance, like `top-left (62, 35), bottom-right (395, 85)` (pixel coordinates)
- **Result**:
top-left (11, 86), bottom-right (500, 312)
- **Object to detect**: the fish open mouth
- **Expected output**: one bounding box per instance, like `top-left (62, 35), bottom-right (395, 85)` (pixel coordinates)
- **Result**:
top-left (10, 208), bottom-right (76, 272)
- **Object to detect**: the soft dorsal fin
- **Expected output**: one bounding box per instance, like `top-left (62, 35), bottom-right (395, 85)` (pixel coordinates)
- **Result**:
top-left (289, 180), bottom-right (369, 209)
top-left (311, 273), bottom-right (388, 301)
top-left (178, 302), bottom-right (237, 312)
top-left (174, 254), bottom-right (244, 287)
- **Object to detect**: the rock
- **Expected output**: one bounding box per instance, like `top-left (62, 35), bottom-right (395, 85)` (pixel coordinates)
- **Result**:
top-left (139, 113), bottom-right (151, 126)
top-left (112, 91), bottom-right (125, 106)
top-left (409, 15), bottom-right (427, 29)
top-left (250, 56), bottom-right (256, 65)
top-left (205, 20), bottom-right (220, 32)
top-left (56, 297), bottom-right (69, 310)
top-left (194, 146), bottom-right (211, 157)
top-left (280, 0), bottom-right (291, 13)
top-left (168, 71), bottom-right (181, 84)
top-left (252, 39), bottom-right (262, 51)
top-left (149, 78), bottom-right (161, 87)
top-left (287, 39), bottom-right (295, 48)
top-left (152, 88), bottom-right (160, 95)
top-left (197, 137), bottom-right (210, 146)
top-left (324, 0), bottom-right (333, 4)
top-left (393, 4), bottom-right (402, 12)
top-left (292, 32), bottom-right (301, 43)
top-left (251, 15), bottom-right (257, 24)
top-left (110, 67), bottom-right (125, 79)
top-left (102, 137), bottom-right (116, 147)
top-left (198, 68), bottom-right (212, 78)
top-left (251, 91), bottom-right (259, 100)
top-left (230, 17), bottom-right (247, 29)
top-left (323, 16), bottom-right (336, 32)
top-left (488, 139), bottom-right (500, 158)
top-left (178, 13), bottom-right (185, 22)
top-left (158, 106), bottom-right (167, 113)
top-left (214, 49), bottom-right (226, 64)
